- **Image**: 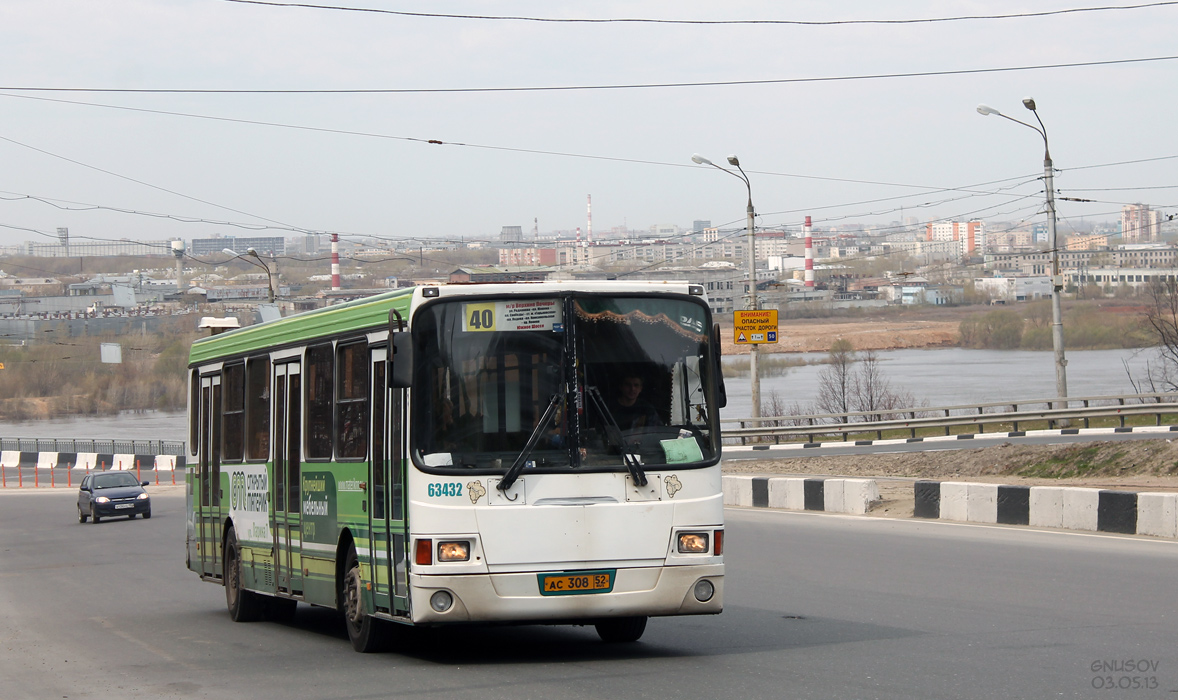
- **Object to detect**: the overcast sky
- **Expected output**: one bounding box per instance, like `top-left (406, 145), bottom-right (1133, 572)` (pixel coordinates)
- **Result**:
top-left (1, 0), bottom-right (1175, 251)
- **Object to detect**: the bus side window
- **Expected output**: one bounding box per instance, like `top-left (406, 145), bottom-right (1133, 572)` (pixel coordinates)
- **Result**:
top-left (336, 341), bottom-right (369, 459)
top-left (222, 362), bottom-right (245, 462)
top-left (306, 343), bottom-right (334, 459)
top-left (246, 356), bottom-right (270, 461)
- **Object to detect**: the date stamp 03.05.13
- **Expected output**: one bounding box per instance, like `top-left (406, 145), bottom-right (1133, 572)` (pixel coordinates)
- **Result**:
top-left (1090, 659), bottom-right (1162, 691)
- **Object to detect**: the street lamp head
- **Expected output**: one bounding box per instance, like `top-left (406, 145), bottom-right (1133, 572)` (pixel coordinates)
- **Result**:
top-left (1022, 97), bottom-right (1037, 111)
top-left (246, 247), bottom-right (257, 255)
top-left (691, 153), bottom-right (712, 166)
top-left (222, 247), bottom-right (238, 257)
top-left (726, 155), bottom-right (740, 167)
top-left (976, 104), bottom-right (999, 116)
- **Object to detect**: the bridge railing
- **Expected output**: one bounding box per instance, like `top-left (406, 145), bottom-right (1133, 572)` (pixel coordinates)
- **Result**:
top-left (720, 392), bottom-right (1178, 444)
top-left (0, 438), bottom-right (185, 455)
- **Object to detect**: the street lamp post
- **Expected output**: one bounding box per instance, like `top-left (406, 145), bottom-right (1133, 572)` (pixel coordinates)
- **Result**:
top-left (692, 153), bottom-right (761, 419)
top-left (223, 247), bottom-right (275, 303)
top-left (977, 98), bottom-right (1068, 406)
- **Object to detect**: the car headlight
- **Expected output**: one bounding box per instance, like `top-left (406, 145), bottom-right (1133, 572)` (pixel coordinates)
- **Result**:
top-left (94, 496), bottom-right (110, 504)
top-left (437, 541), bottom-right (470, 562)
top-left (136, 493), bottom-right (149, 500)
top-left (677, 532), bottom-right (710, 554)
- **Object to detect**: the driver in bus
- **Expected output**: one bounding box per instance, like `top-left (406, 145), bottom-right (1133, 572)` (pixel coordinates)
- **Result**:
top-left (609, 373), bottom-right (662, 430)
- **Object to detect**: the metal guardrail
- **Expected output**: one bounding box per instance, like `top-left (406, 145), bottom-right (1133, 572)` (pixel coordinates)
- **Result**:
top-left (0, 438), bottom-right (185, 454)
top-left (721, 392), bottom-right (1178, 444)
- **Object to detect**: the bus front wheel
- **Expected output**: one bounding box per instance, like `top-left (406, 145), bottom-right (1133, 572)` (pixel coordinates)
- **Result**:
top-left (340, 545), bottom-right (387, 653)
top-left (595, 616), bottom-right (648, 643)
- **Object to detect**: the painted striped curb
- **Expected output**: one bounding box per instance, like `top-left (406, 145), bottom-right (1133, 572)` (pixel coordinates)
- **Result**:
top-left (913, 480), bottom-right (1167, 536)
top-left (722, 475), bottom-right (880, 515)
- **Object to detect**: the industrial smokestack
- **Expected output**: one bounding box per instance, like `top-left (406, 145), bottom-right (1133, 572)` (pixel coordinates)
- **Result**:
top-left (587, 195), bottom-right (592, 245)
top-left (804, 216), bottom-right (814, 288)
top-left (331, 233), bottom-right (341, 291)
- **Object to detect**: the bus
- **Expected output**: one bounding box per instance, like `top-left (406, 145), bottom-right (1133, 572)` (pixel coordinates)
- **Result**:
top-left (186, 280), bottom-right (726, 651)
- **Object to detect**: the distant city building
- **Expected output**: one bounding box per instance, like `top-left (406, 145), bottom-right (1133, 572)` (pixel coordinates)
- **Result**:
top-left (974, 275), bottom-right (1053, 302)
top-left (692, 220), bottom-right (711, 233)
top-left (1065, 234), bottom-right (1110, 251)
top-left (449, 266), bottom-right (554, 283)
top-left (926, 220), bottom-right (984, 257)
top-left (191, 236), bottom-right (284, 256)
top-left (499, 247), bottom-right (557, 266)
top-left (1122, 204), bottom-right (1161, 243)
top-left (500, 226), bottom-right (524, 243)
top-left (21, 239), bottom-right (173, 257)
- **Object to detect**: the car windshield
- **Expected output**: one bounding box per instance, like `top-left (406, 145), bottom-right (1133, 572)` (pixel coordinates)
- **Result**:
top-left (410, 293), bottom-right (720, 472)
top-left (93, 473), bottom-right (141, 489)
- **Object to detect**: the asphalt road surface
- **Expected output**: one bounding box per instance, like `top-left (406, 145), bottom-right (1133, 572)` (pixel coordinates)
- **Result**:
top-left (3, 487), bottom-right (1178, 699)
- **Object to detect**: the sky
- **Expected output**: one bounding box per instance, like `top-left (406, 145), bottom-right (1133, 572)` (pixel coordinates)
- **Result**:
top-left (1, 0), bottom-right (1176, 251)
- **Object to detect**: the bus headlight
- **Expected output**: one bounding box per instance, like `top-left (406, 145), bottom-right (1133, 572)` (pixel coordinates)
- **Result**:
top-left (430, 590), bottom-right (454, 613)
top-left (693, 579), bottom-right (715, 602)
top-left (677, 532), bottom-right (710, 554)
top-left (437, 541), bottom-right (470, 562)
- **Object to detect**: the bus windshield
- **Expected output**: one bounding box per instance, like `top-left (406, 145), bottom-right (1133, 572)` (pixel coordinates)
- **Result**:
top-left (411, 293), bottom-right (720, 473)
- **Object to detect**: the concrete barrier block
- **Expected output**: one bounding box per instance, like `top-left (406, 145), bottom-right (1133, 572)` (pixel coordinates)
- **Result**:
top-left (940, 482), bottom-right (970, 522)
top-left (1136, 493), bottom-right (1178, 538)
top-left (112, 453), bottom-right (135, 471)
top-left (74, 453), bottom-right (99, 470)
top-left (155, 455), bottom-right (177, 471)
top-left (1061, 487), bottom-right (1100, 531)
top-left (0, 451), bottom-right (18, 468)
top-left (1029, 487), bottom-right (1065, 528)
top-left (722, 475), bottom-right (754, 507)
top-left (767, 478), bottom-right (806, 510)
top-left (1097, 490), bottom-right (1137, 534)
top-left (36, 452), bottom-right (58, 470)
top-left (823, 479), bottom-right (845, 513)
top-left (965, 483), bottom-right (999, 524)
top-left (840, 478), bottom-right (881, 515)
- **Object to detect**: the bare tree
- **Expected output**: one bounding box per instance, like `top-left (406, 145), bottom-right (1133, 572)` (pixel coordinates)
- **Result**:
top-left (1141, 278), bottom-right (1178, 392)
top-left (816, 338), bottom-right (856, 421)
top-left (852, 350), bottom-right (914, 421)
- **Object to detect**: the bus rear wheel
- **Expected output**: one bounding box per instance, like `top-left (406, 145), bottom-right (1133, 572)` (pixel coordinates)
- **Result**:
top-left (595, 616), bottom-right (648, 643)
top-left (340, 544), bottom-right (387, 653)
top-left (225, 528), bottom-right (264, 622)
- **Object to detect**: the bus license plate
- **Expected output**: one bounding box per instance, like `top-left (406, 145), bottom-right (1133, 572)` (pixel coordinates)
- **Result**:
top-left (538, 570), bottom-right (615, 596)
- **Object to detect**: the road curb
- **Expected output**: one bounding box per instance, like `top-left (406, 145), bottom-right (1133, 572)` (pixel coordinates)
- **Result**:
top-left (912, 480), bottom-right (1168, 536)
top-left (722, 475), bottom-right (879, 514)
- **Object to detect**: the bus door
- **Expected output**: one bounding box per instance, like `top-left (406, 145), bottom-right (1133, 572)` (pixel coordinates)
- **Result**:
top-left (369, 347), bottom-right (410, 617)
top-left (198, 373), bottom-right (222, 579)
top-left (273, 362), bottom-right (303, 596)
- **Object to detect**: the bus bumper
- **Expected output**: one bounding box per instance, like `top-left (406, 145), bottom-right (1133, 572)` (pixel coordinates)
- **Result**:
top-left (408, 564), bottom-right (723, 624)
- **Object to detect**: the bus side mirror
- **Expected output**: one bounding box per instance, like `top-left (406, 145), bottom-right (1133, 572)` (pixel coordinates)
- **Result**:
top-left (713, 323), bottom-right (727, 408)
top-left (390, 332), bottom-right (413, 388)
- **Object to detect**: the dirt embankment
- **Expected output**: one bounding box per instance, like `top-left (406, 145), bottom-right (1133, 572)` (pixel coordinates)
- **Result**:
top-left (724, 439), bottom-right (1178, 518)
top-left (720, 318), bottom-right (959, 355)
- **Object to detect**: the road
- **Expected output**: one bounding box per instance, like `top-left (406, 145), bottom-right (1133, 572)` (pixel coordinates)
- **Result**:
top-left (3, 488), bottom-right (1178, 699)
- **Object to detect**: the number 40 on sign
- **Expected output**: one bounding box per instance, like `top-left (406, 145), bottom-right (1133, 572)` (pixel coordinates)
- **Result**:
top-left (734, 309), bottom-right (779, 345)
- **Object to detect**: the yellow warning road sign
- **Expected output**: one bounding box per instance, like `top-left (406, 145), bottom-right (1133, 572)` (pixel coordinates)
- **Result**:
top-left (734, 309), bottom-right (779, 344)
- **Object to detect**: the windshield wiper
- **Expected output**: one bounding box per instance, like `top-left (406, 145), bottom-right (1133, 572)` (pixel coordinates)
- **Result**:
top-left (498, 393), bottom-right (563, 492)
top-left (585, 385), bottom-right (648, 487)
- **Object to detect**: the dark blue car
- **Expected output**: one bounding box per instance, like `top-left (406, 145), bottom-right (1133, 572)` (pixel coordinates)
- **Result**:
top-left (78, 471), bottom-right (152, 523)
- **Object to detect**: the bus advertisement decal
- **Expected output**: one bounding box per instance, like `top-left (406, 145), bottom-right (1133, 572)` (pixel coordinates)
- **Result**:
top-left (301, 471), bottom-right (337, 543)
top-left (229, 465), bottom-right (271, 544)
top-left (537, 570), bottom-right (616, 596)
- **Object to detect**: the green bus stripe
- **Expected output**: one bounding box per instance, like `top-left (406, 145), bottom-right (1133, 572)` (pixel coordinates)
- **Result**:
top-left (189, 287), bottom-right (414, 365)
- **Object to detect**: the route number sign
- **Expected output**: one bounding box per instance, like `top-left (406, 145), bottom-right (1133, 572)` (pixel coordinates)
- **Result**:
top-left (734, 309), bottom-right (779, 344)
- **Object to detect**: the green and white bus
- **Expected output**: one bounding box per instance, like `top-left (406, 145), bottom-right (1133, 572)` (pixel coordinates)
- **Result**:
top-left (186, 280), bottom-right (726, 650)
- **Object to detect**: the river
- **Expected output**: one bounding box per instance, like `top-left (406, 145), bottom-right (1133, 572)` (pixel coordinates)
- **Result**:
top-left (0, 347), bottom-right (1164, 440)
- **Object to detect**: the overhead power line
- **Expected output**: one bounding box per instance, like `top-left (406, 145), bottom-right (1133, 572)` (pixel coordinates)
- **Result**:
top-left (218, 0), bottom-right (1178, 26)
top-left (1, 55), bottom-right (1176, 94)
